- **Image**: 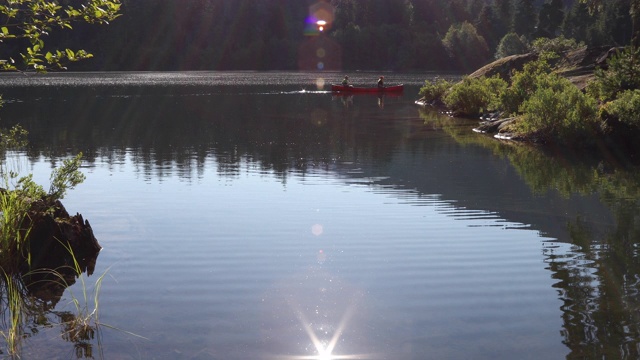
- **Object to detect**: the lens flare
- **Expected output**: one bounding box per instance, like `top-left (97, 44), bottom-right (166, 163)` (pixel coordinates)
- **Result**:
top-left (317, 20), bottom-right (326, 32)
top-left (312, 224), bottom-right (323, 236)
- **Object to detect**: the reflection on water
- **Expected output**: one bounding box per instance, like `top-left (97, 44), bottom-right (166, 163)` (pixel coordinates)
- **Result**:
top-left (0, 238), bottom-right (101, 358)
top-left (0, 72), bottom-right (639, 358)
top-left (421, 107), bottom-right (640, 359)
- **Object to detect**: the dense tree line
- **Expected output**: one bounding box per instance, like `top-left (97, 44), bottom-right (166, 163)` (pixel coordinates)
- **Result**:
top-left (2, 0), bottom-right (635, 72)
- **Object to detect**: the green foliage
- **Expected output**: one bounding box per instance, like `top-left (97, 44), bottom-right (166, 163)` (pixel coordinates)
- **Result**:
top-left (500, 58), bottom-right (553, 114)
top-left (0, 124), bottom-right (28, 150)
top-left (495, 32), bottom-right (530, 59)
top-left (537, 0), bottom-right (565, 37)
top-left (418, 78), bottom-right (453, 103)
top-left (441, 21), bottom-right (490, 70)
top-left (513, 0), bottom-right (537, 39)
top-left (0, 0), bottom-right (121, 72)
top-left (531, 36), bottom-right (585, 56)
top-left (0, 174), bottom-right (42, 271)
top-left (587, 46), bottom-right (640, 102)
top-left (48, 153), bottom-right (86, 201)
top-left (443, 75), bottom-right (507, 116)
top-left (515, 73), bottom-right (598, 140)
top-left (606, 89), bottom-right (640, 127)
top-left (435, 55), bottom-right (605, 143)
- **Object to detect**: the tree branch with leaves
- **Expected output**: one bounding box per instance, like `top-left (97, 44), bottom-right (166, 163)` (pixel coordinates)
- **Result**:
top-left (0, 0), bottom-right (121, 72)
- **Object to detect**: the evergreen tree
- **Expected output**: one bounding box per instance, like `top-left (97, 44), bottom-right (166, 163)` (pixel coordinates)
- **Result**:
top-left (442, 21), bottom-right (490, 70)
top-left (580, 0), bottom-right (640, 47)
top-left (494, 0), bottom-right (514, 39)
top-left (475, 4), bottom-right (500, 51)
top-left (513, 0), bottom-right (537, 39)
top-left (495, 32), bottom-right (529, 59)
top-left (602, 0), bottom-right (633, 45)
top-left (536, 0), bottom-right (565, 38)
top-left (563, 1), bottom-right (595, 44)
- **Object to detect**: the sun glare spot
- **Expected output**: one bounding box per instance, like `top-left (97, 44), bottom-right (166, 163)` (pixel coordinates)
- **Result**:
top-left (318, 349), bottom-right (333, 360)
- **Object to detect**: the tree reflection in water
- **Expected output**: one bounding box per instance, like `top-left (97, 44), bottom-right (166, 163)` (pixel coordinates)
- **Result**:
top-left (0, 247), bottom-right (101, 358)
top-left (420, 106), bottom-right (640, 358)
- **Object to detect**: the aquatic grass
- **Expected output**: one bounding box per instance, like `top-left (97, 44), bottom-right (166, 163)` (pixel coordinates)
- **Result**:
top-left (0, 269), bottom-right (50, 358)
top-left (0, 271), bottom-right (26, 357)
top-left (33, 240), bottom-right (105, 358)
top-left (0, 253), bottom-right (115, 358)
top-left (52, 241), bottom-right (147, 356)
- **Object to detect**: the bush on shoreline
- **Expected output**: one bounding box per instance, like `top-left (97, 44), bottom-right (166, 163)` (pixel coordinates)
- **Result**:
top-left (516, 73), bottom-right (598, 140)
top-left (419, 44), bottom-right (640, 145)
top-left (442, 75), bottom-right (507, 117)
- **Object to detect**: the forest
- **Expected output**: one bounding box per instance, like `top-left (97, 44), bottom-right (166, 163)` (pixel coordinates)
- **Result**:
top-left (1, 0), bottom-right (634, 72)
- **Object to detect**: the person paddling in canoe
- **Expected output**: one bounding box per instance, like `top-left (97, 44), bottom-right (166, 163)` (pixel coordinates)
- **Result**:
top-left (377, 76), bottom-right (385, 89)
top-left (342, 75), bottom-right (352, 87)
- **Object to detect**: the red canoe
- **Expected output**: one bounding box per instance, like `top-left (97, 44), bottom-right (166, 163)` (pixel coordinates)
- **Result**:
top-left (331, 84), bottom-right (404, 93)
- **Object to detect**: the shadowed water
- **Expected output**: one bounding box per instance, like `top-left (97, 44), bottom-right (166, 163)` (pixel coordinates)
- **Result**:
top-left (0, 71), bottom-right (637, 359)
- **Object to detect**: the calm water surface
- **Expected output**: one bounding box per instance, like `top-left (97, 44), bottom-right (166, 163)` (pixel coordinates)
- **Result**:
top-left (0, 72), bottom-right (637, 359)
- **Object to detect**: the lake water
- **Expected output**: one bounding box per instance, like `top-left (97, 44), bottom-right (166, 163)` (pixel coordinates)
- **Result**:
top-left (0, 71), bottom-right (638, 359)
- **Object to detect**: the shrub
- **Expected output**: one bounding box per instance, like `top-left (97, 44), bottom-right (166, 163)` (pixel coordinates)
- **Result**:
top-left (587, 46), bottom-right (640, 102)
top-left (516, 73), bottom-right (598, 140)
top-left (418, 78), bottom-right (453, 104)
top-left (500, 58), bottom-right (553, 114)
top-left (530, 36), bottom-right (584, 56)
top-left (606, 89), bottom-right (640, 127)
top-left (443, 75), bottom-right (507, 116)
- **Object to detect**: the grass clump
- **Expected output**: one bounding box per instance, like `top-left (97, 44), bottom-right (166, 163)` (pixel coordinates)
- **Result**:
top-left (53, 244), bottom-right (109, 359)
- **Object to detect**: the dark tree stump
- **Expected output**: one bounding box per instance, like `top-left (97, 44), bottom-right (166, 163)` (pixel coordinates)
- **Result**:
top-left (19, 199), bottom-right (101, 304)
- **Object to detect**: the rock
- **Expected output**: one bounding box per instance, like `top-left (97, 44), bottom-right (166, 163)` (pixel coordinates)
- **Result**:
top-left (473, 117), bottom-right (517, 134)
top-left (468, 53), bottom-right (538, 81)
